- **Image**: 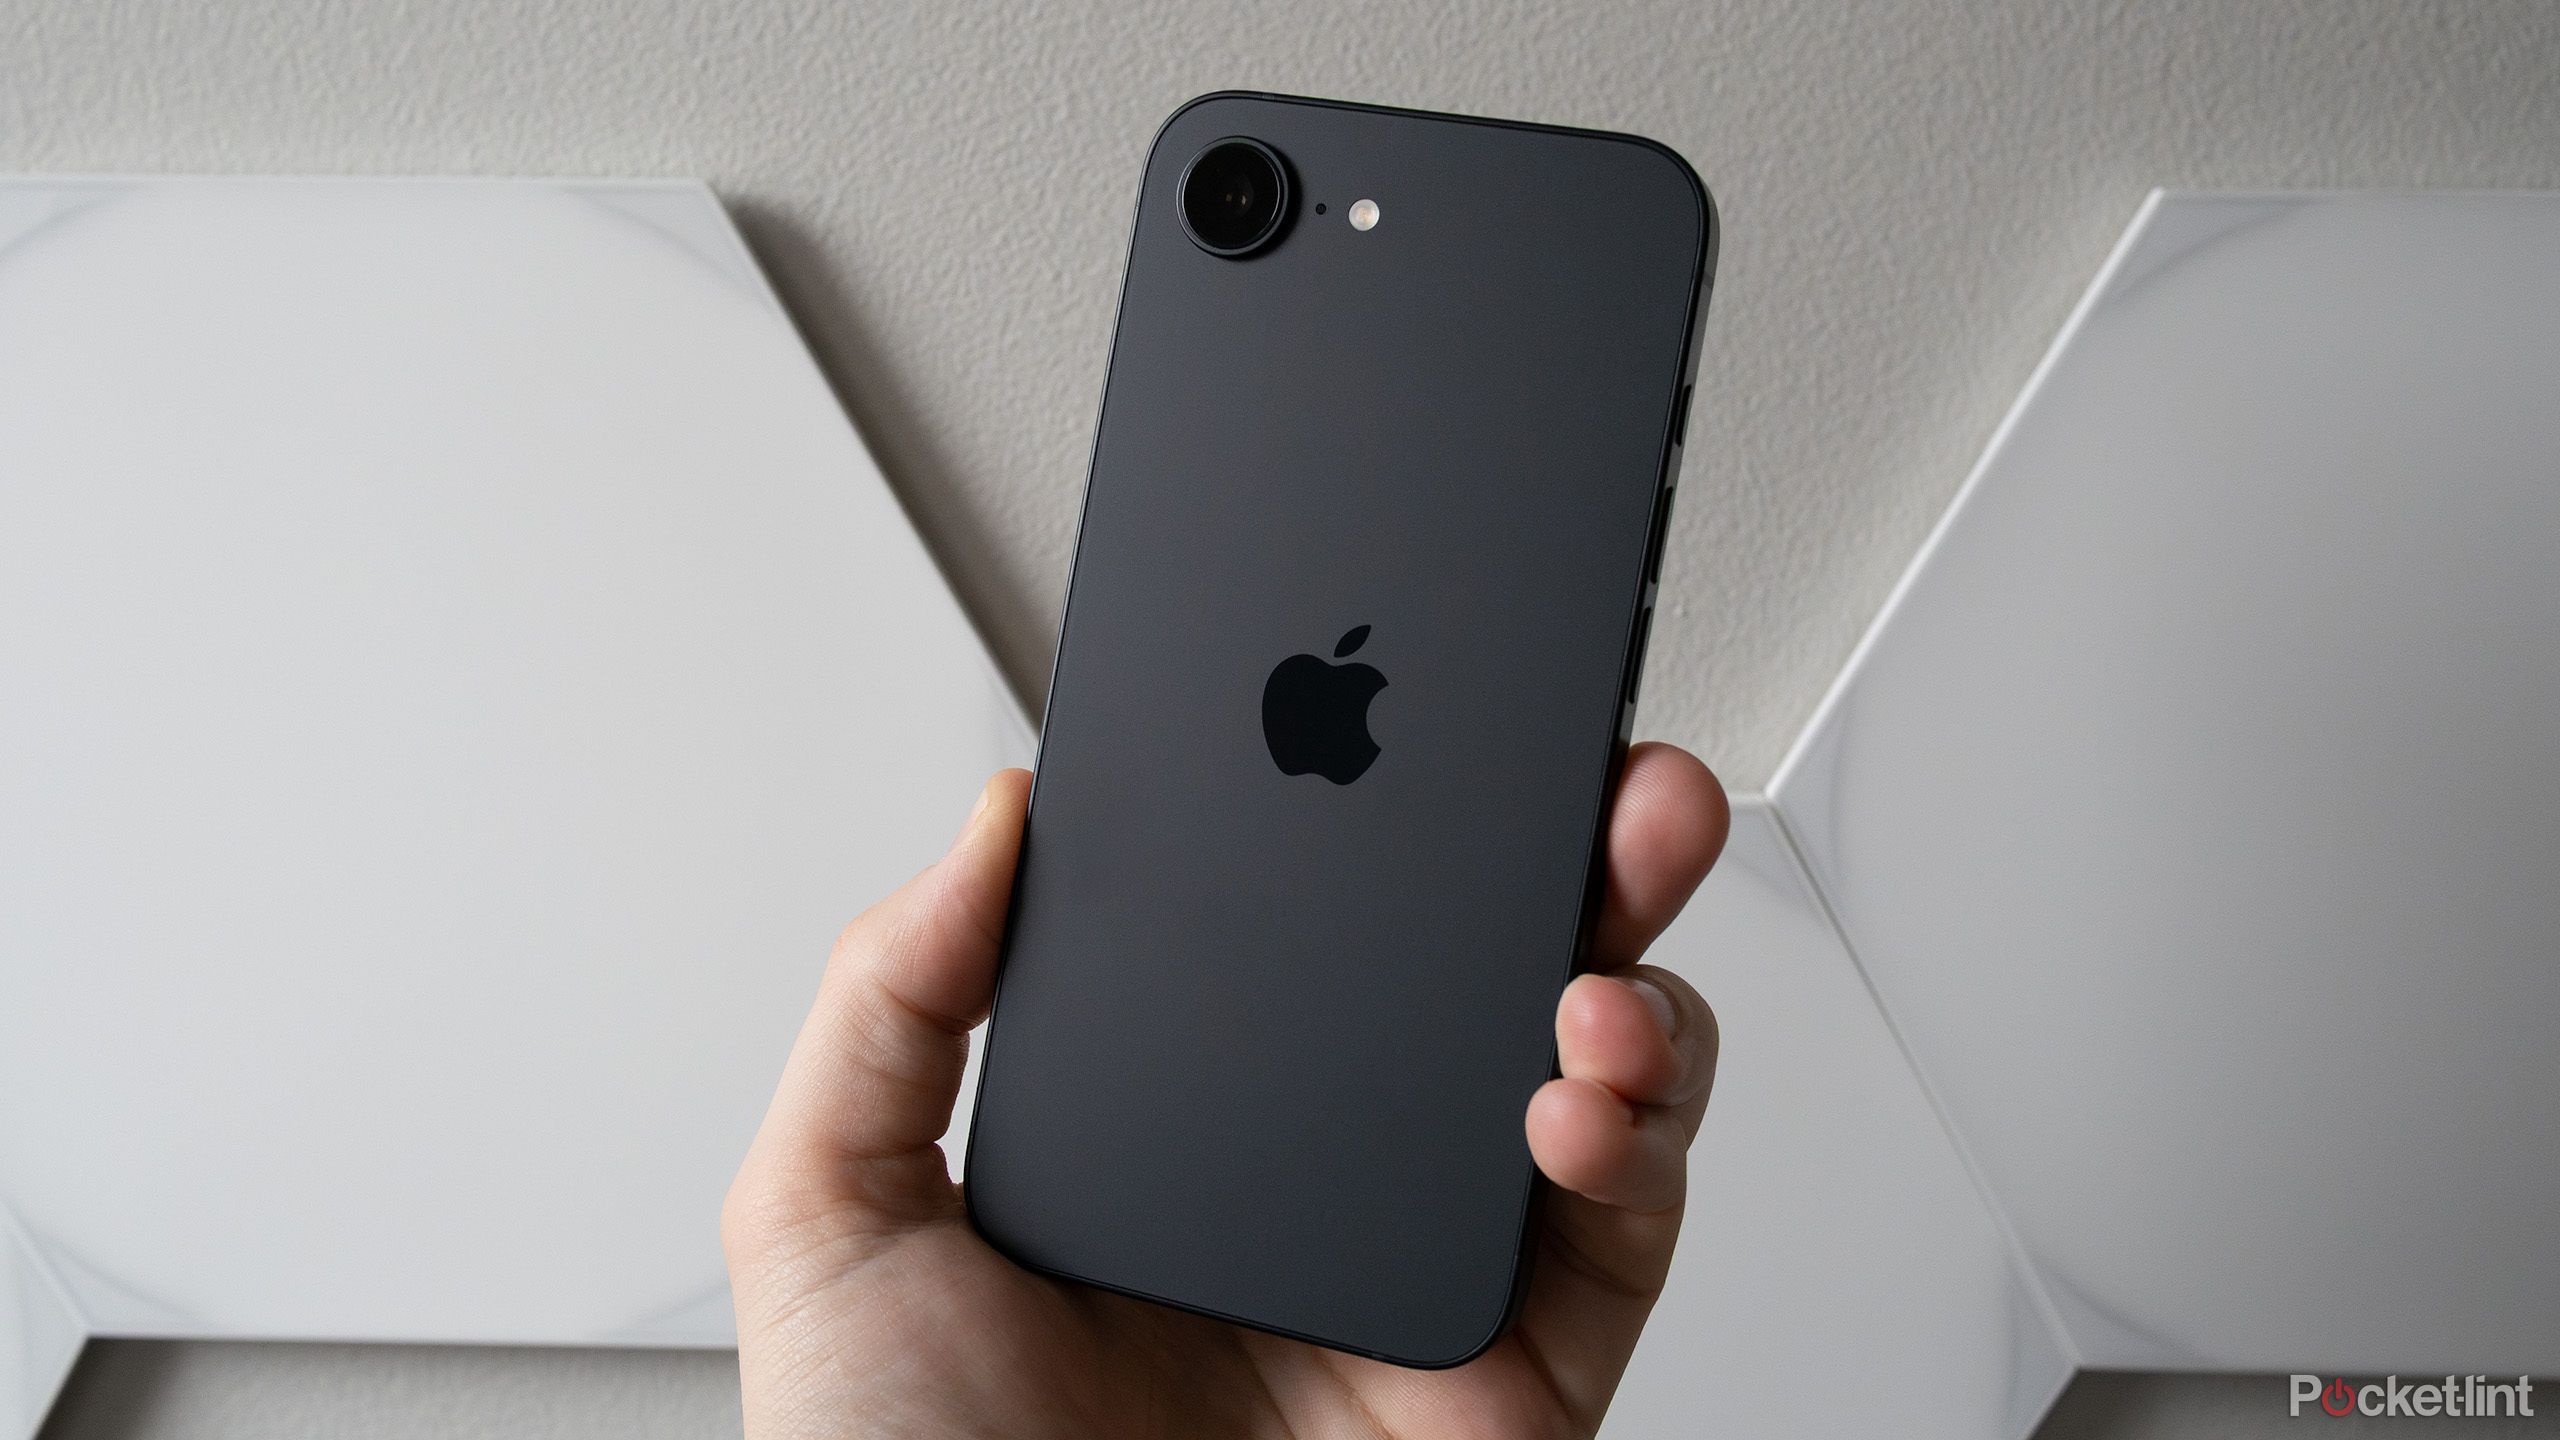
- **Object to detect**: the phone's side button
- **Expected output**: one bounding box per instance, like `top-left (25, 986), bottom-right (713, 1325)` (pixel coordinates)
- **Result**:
top-left (1624, 607), bottom-right (1654, 706)
top-left (1671, 382), bottom-right (1694, 447)
top-left (1644, 485), bottom-right (1678, 585)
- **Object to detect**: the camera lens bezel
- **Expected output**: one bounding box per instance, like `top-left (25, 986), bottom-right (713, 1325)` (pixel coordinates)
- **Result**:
top-left (1178, 137), bottom-right (1294, 258)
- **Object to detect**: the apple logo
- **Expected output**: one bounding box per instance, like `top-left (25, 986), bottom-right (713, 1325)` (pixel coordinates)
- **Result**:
top-left (1261, 624), bottom-right (1387, 785)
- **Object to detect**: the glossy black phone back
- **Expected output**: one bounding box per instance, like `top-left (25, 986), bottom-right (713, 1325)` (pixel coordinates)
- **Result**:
top-left (964, 93), bottom-right (1714, 1368)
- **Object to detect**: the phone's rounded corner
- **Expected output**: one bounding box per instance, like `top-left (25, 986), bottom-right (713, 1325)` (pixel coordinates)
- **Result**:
top-left (1385, 1322), bottom-right (1513, 1372)
top-left (960, 1193), bottom-right (1116, 1323)
top-left (1374, 1293), bottom-right (1529, 1371)
top-left (1364, 1232), bottom-right (1541, 1371)
top-left (955, 1151), bottom-right (1019, 1258)
top-left (1604, 131), bottom-right (1716, 273)
top-left (1689, 166), bottom-right (1722, 277)
top-left (1143, 91), bottom-right (1268, 166)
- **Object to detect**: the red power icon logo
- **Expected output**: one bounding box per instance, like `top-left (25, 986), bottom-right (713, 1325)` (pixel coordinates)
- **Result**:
top-left (2322, 1378), bottom-right (2357, 1416)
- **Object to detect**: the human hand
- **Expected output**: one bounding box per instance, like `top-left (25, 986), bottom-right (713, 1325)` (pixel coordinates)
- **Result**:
top-left (724, 742), bottom-right (1728, 1438)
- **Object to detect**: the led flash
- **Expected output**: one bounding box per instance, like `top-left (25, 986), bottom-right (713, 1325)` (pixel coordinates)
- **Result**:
top-left (1348, 199), bottom-right (1380, 232)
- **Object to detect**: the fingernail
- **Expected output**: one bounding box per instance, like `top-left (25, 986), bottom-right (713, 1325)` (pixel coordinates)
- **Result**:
top-left (1626, 976), bottom-right (1679, 1038)
top-left (968, 783), bottom-right (992, 824)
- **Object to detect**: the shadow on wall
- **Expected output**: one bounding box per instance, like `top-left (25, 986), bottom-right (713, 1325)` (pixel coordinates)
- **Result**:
top-left (39, 1341), bottom-right (742, 1440)
top-left (46, 1348), bottom-right (2560, 1440)
top-left (2036, 1371), bottom-right (2560, 1439)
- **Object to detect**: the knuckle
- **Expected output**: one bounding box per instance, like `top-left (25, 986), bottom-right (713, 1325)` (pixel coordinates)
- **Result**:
top-left (720, 1158), bottom-right (815, 1262)
top-left (829, 915), bottom-right (871, 966)
top-left (720, 1166), bottom-right (772, 1258)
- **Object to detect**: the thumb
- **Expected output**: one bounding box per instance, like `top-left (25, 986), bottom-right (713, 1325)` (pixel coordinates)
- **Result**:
top-left (730, 769), bottom-right (1031, 1237)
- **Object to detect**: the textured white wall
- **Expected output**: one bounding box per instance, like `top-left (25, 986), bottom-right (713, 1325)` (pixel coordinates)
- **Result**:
top-left (9, 1), bottom-right (2560, 1435)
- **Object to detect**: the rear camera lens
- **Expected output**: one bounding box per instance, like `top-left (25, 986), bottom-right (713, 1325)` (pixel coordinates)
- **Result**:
top-left (1180, 138), bottom-right (1291, 257)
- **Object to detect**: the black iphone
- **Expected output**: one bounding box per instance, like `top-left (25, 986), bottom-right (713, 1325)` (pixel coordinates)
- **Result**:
top-left (964, 92), bottom-right (1714, 1368)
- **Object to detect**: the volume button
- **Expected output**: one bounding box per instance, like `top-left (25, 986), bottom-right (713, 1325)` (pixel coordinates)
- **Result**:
top-left (1625, 607), bottom-right (1654, 705)
top-left (1644, 484), bottom-right (1677, 585)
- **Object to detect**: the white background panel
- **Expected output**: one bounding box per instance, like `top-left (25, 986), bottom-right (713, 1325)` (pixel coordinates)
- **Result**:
top-left (1608, 804), bottom-right (2071, 1440)
top-left (0, 179), bottom-right (1031, 1351)
top-left (1775, 193), bottom-right (2560, 1373)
